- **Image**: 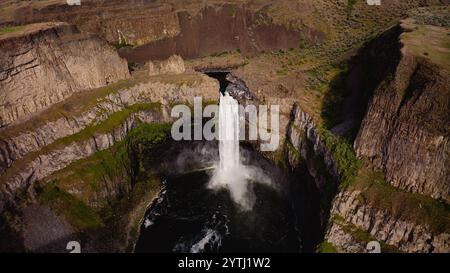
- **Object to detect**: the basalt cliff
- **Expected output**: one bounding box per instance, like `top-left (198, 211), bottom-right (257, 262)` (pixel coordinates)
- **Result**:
top-left (0, 0), bottom-right (448, 253)
top-left (322, 18), bottom-right (450, 253)
top-left (0, 20), bottom-right (218, 251)
top-left (0, 22), bottom-right (130, 126)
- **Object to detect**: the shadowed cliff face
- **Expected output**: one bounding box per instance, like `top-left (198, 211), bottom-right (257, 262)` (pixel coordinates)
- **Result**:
top-left (120, 4), bottom-right (321, 62)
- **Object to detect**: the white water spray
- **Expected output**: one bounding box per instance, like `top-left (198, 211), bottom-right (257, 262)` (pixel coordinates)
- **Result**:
top-left (218, 92), bottom-right (240, 172)
top-left (209, 92), bottom-right (272, 210)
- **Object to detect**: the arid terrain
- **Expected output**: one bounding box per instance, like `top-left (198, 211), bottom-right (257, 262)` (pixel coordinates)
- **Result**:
top-left (0, 0), bottom-right (449, 253)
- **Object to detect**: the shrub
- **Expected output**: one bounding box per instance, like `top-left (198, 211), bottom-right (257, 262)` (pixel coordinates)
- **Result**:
top-left (320, 129), bottom-right (361, 188)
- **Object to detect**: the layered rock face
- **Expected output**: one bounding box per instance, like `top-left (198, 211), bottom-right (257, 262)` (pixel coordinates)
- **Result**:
top-left (287, 104), bottom-right (340, 195)
top-left (286, 103), bottom-right (450, 253)
top-left (148, 55), bottom-right (185, 76)
top-left (120, 4), bottom-right (320, 62)
top-left (354, 22), bottom-right (450, 202)
top-left (0, 22), bottom-right (130, 126)
top-left (325, 190), bottom-right (449, 253)
top-left (321, 18), bottom-right (450, 253)
top-left (4, 1), bottom-right (313, 61)
top-left (0, 73), bottom-right (219, 201)
top-left (7, 1), bottom-right (181, 46)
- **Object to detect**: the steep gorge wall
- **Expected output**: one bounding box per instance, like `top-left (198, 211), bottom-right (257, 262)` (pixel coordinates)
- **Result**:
top-left (3, 1), bottom-right (320, 62)
top-left (120, 4), bottom-right (322, 62)
top-left (0, 22), bottom-right (130, 126)
top-left (353, 26), bottom-right (450, 202)
top-left (285, 99), bottom-right (450, 253)
top-left (7, 1), bottom-right (181, 46)
top-left (282, 20), bottom-right (450, 252)
top-left (0, 73), bottom-right (219, 203)
top-left (322, 20), bottom-right (450, 253)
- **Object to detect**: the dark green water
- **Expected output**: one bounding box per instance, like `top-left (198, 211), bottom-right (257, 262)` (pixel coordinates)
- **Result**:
top-left (134, 169), bottom-right (302, 253)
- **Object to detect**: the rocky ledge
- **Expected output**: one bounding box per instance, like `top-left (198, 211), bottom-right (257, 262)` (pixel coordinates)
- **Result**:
top-left (325, 190), bottom-right (449, 253)
top-left (0, 71), bottom-right (218, 204)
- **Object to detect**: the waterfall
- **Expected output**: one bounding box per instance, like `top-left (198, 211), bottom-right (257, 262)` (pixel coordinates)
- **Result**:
top-left (209, 92), bottom-right (272, 210)
top-left (209, 92), bottom-right (249, 209)
top-left (218, 92), bottom-right (240, 172)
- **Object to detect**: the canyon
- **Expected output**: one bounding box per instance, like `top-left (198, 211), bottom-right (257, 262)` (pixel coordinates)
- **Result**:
top-left (0, 0), bottom-right (449, 253)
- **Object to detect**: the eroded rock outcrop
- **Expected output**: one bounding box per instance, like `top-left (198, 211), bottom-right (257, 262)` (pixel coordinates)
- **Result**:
top-left (148, 55), bottom-right (185, 76)
top-left (322, 18), bottom-right (450, 253)
top-left (325, 190), bottom-right (450, 253)
top-left (0, 22), bottom-right (130, 126)
top-left (0, 73), bottom-right (219, 203)
top-left (8, 1), bottom-right (181, 47)
top-left (287, 104), bottom-right (340, 191)
top-left (354, 20), bottom-right (450, 201)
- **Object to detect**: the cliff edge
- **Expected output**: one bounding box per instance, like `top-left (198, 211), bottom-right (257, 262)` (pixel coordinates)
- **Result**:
top-left (0, 22), bottom-right (130, 126)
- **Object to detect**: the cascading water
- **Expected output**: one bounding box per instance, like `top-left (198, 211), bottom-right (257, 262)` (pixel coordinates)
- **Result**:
top-left (209, 92), bottom-right (272, 210)
top-left (209, 92), bottom-right (251, 208)
top-left (218, 92), bottom-right (240, 174)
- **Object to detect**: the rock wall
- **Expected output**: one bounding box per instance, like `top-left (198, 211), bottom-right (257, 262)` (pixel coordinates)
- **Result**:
top-left (4, 2), bottom-right (318, 62)
top-left (148, 55), bottom-right (185, 76)
top-left (287, 104), bottom-right (340, 190)
top-left (120, 4), bottom-right (321, 62)
top-left (0, 22), bottom-right (130, 126)
top-left (8, 1), bottom-right (181, 46)
top-left (354, 25), bottom-right (450, 202)
top-left (285, 104), bottom-right (341, 230)
top-left (323, 20), bottom-right (450, 253)
top-left (285, 102), bottom-right (449, 253)
top-left (325, 190), bottom-right (450, 253)
top-left (0, 112), bottom-right (146, 203)
top-left (0, 73), bottom-right (219, 205)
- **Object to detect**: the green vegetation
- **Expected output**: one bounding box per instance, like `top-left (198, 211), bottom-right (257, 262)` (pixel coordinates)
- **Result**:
top-left (318, 241), bottom-right (338, 253)
top-left (123, 174), bottom-right (161, 251)
top-left (350, 167), bottom-right (450, 234)
top-left (127, 122), bottom-right (171, 148)
top-left (285, 139), bottom-right (301, 164)
top-left (0, 25), bottom-right (23, 35)
top-left (2, 102), bottom-right (161, 183)
top-left (229, 5), bottom-right (237, 18)
top-left (115, 40), bottom-right (132, 49)
top-left (302, 135), bottom-right (338, 210)
top-left (45, 140), bottom-right (130, 206)
top-left (36, 121), bottom-right (171, 247)
top-left (409, 6), bottom-right (450, 27)
top-left (127, 122), bottom-right (172, 175)
top-left (320, 129), bottom-right (361, 189)
top-left (38, 181), bottom-right (104, 230)
top-left (59, 103), bottom-right (161, 145)
top-left (46, 122), bottom-right (171, 203)
top-left (346, 0), bottom-right (357, 17)
top-left (0, 77), bottom-right (145, 139)
top-left (276, 66), bottom-right (289, 77)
